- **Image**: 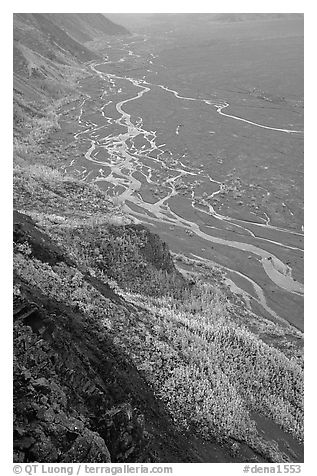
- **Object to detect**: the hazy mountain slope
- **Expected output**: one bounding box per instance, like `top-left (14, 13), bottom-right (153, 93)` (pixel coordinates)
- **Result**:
top-left (13, 13), bottom-right (129, 106)
top-left (44, 13), bottom-right (130, 43)
top-left (210, 13), bottom-right (304, 23)
top-left (14, 13), bottom-right (98, 67)
top-left (13, 13), bottom-right (96, 107)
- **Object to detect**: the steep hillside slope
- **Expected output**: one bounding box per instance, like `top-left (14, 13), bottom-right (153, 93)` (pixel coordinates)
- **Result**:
top-left (47, 13), bottom-right (130, 42)
top-left (14, 13), bottom-right (129, 73)
top-left (13, 163), bottom-right (304, 463)
top-left (13, 211), bottom-right (236, 463)
top-left (13, 13), bottom-right (129, 111)
top-left (14, 13), bottom-right (98, 72)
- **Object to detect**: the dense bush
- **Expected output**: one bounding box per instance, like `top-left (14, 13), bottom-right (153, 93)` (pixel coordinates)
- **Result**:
top-left (36, 219), bottom-right (186, 299)
top-left (13, 164), bottom-right (117, 220)
top-left (107, 286), bottom-right (303, 456)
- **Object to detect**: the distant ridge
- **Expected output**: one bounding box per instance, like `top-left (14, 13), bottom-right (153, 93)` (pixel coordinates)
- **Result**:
top-left (210, 13), bottom-right (304, 23)
top-left (105, 12), bottom-right (303, 33)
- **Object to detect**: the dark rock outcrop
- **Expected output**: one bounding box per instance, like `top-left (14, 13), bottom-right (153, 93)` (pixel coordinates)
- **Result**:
top-left (14, 211), bottom-right (71, 267)
top-left (125, 224), bottom-right (177, 274)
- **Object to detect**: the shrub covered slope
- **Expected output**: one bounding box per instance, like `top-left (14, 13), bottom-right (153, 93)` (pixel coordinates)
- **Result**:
top-left (13, 167), bottom-right (304, 463)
